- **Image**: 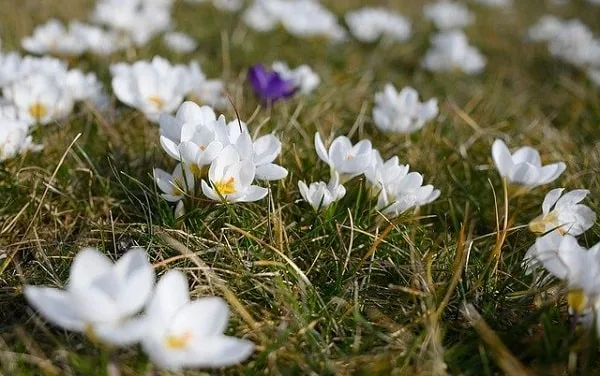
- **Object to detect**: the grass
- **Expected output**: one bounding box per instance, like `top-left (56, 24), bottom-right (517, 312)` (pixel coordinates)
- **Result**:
top-left (1, 0), bottom-right (600, 374)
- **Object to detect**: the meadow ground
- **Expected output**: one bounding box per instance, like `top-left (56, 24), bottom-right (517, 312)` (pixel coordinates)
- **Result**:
top-left (1, 0), bottom-right (600, 375)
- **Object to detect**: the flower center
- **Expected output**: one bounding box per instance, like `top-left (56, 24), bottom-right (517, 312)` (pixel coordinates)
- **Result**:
top-left (199, 145), bottom-right (206, 151)
top-left (567, 289), bottom-right (587, 314)
top-left (165, 331), bottom-right (193, 349)
top-left (528, 211), bottom-right (560, 234)
top-left (29, 103), bottom-right (48, 120)
top-left (214, 177), bottom-right (236, 195)
top-left (148, 95), bottom-right (165, 110)
top-left (344, 154), bottom-right (354, 160)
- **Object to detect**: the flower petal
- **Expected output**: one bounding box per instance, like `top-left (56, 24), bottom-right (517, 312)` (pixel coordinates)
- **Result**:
top-left (24, 286), bottom-right (85, 331)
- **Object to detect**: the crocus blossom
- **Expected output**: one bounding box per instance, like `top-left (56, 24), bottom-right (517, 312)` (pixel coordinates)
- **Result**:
top-left (298, 171), bottom-right (346, 211)
top-left (491, 139), bottom-right (566, 188)
top-left (154, 164), bottom-right (195, 202)
top-left (314, 133), bottom-right (373, 181)
top-left (423, 2), bottom-right (474, 30)
top-left (421, 30), bottom-right (486, 74)
top-left (141, 270), bottom-right (254, 371)
top-left (24, 247), bottom-right (155, 346)
top-left (0, 116), bottom-right (42, 161)
top-left (345, 7), bottom-right (411, 43)
top-left (372, 84), bottom-right (438, 134)
top-left (248, 64), bottom-right (297, 103)
top-left (529, 188), bottom-right (596, 236)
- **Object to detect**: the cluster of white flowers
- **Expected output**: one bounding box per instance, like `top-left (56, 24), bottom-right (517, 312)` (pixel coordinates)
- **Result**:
top-left (490, 139), bottom-right (599, 320)
top-left (111, 57), bottom-right (227, 122)
top-left (243, 0), bottom-right (346, 41)
top-left (345, 7), bottom-right (412, 43)
top-left (0, 52), bottom-right (107, 161)
top-left (527, 16), bottom-right (600, 86)
top-left (299, 133), bottom-right (439, 215)
top-left (421, 30), bottom-right (486, 74)
top-left (25, 247), bottom-right (254, 371)
top-left (372, 83), bottom-right (439, 134)
top-left (155, 101), bottom-right (287, 216)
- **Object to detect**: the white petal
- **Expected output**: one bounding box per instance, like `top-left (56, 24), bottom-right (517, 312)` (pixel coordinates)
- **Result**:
top-left (314, 133), bottom-right (330, 165)
top-left (491, 139), bottom-right (513, 177)
top-left (184, 336), bottom-right (254, 368)
top-left (67, 248), bottom-right (113, 292)
top-left (147, 270), bottom-right (190, 325)
top-left (536, 162), bottom-right (566, 185)
top-left (170, 297), bottom-right (230, 338)
top-left (24, 286), bottom-right (85, 331)
top-left (508, 163), bottom-right (539, 186)
top-left (114, 248), bottom-right (155, 317)
top-left (255, 164), bottom-right (288, 180)
top-left (94, 316), bottom-right (148, 346)
top-left (542, 188), bottom-right (565, 215)
top-left (555, 189), bottom-right (589, 209)
top-left (512, 146), bottom-right (542, 166)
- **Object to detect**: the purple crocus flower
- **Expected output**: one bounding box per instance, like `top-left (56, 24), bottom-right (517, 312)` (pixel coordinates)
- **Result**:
top-left (248, 64), bottom-right (298, 103)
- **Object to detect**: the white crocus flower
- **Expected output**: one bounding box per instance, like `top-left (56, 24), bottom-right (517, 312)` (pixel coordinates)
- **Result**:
top-left (65, 69), bottom-right (104, 102)
top-left (0, 117), bottom-right (43, 162)
top-left (530, 231), bottom-right (600, 314)
top-left (154, 163), bottom-right (195, 202)
top-left (279, 1), bottom-right (347, 41)
top-left (526, 15), bottom-right (564, 42)
top-left (70, 21), bottom-right (122, 56)
top-left (24, 247), bottom-right (155, 345)
top-left (201, 146), bottom-right (269, 203)
top-left (372, 84), bottom-right (438, 134)
top-left (227, 125), bottom-right (288, 181)
top-left (163, 32), bottom-right (198, 54)
top-left (423, 2), bottom-right (474, 31)
top-left (529, 188), bottom-right (596, 236)
top-left (314, 133), bottom-right (374, 181)
top-left (158, 101), bottom-right (219, 160)
top-left (491, 139), bottom-right (566, 188)
top-left (345, 7), bottom-right (411, 43)
top-left (376, 172), bottom-right (440, 217)
top-left (185, 61), bottom-right (228, 109)
top-left (272, 61), bottom-right (320, 95)
top-left (298, 171), bottom-right (346, 211)
top-left (22, 19), bottom-right (87, 56)
top-left (548, 20), bottom-right (600, 68)
top-left (111, 57), bottom-right (188, 122)
top-left (364, 151), bottom-right (410, 197)
top-left (141, 270), bottom-right (254, 371)
top-left (179, 115), bottom-right (228, 175)
top-left (7, 73), bottom-right (74, 125)
top-left (421, 30), bottom-right (486, 74)
top-left (243, 0), bottom-right (280, 32)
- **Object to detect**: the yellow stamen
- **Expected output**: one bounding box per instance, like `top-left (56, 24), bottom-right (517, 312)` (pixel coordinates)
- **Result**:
top-left (172, 179), bottom-right (185, 196)
top-left (165, 332), bottom-right (193, 349)
top-left (528, 212), bottom-right (560, 234)
top-left (148, 95), bottom-right (165, 109)
top-left (344, 154), bottom-right (354, 160)
top-left (567, 289), bottom-right (587, 314)
top-left (214, 177), bottom-right (236, 195)
top-left (29, 103), bottom-right (48, 120)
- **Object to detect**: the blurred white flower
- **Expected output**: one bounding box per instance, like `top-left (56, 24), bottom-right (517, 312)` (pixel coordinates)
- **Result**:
top-left (298, 171), bottom-right (346, 211)
top-left (111, 56), bottom-right (188, 121)
top-left (201, 145), bottom-right (269, 202)
top-left (423, 2), bottom-right (474, 30)
top-left (372, 84), bottom-right (438, 134)
top-left (526, 15), bottom-right (564, 42)
top-left (24, 247), bottom-right (155, 346)
top-left (0, 117), bottom-right (42, 162)
top-left (243, 0), bottom-right (280, 32)
top-left (279, 0), bottom-right (346, 41)
top-left (22, 19), bottom-right (87, 56)
top-left (548, 20), bottom-right (600, 68)
top-left (65, 69), bottom-right (104, 102)
top-left (421, 31), bottom-right (486, 74)
top-left (345, 7), bottom-right (411, 43)
top-left (70, 21), bottom-right (123, 55)
top-left (588, 69), bottom-right (600, 86)
top-left (376, 171), bottom-right (440, 217)
top-left (92, 0), bottom-right (172, 46)
top-left (163, 32), bottom-right (198, 54)
top-left (154, 163), bottom-right (195, 202)
top-left (491, 139), bottom-right (566, 188)
top-left (185, 61), bottom-right (228, 109)
top-left (141, 270), bottom-right (254, 371)
top-left (529, 188), bottom-right (596, 236)
top-left (272, 61), bottom-right (320, 95)
top-left (475, 0), bottom-right (512, 7)
top-left (6, 73), bottom-right (74, 125)
top-left (314, 133), bottom-right (373, 181)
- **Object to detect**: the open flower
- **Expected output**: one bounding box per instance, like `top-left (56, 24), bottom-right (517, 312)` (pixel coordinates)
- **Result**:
top-left (529, 231), bottom-right (600, 314)
top-left (529, 188), bottom-right (596, 236)
top-left (227, 127), bottom-right (288, 181)
top-left (248, 64), bottom-right (297, 103)
top-left (372, 84), bottom-right (438, 134)
top-left (154, 163), bottom-right (195, 202)
top-left (364, 151), bottom-right (410, 196)
top-left (491, 139), bottom-right (566, 188)
top-left (314, 133), bottom-right (373, 181)
top-left (423, 2), bottom-right (474, 31)
top-left (141, 270), bottom-right (254, 371)
top-left (22, 19), bottom-right (87, 56)
top-left (345, 7), bottom-right (411, 43)
top-left (421, 31), bottom-right (486, 74)
top-left (376, 172), bottom-right (440, 217)
top-left (111, 56), bottom-right (188, 122)
top-left (298, 171), bottom-right (346, 211)
top-left (201, 145), bottom-right (269, 203)
top-left (24, 247), bottom-right (154, 345)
